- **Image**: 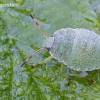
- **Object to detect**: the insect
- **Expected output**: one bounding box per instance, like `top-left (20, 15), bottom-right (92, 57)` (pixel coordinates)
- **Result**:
top-left (21, 14), bottom-right (100, 82)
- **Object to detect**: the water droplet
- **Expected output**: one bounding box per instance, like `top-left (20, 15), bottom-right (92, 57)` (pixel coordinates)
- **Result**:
top-left (1, 85), bottom-right (9, 90)
top-left (6, 65), bottom-right (12, 70)
top-left (0, 68), bottom-right (6, 75)
top-left (93, 87), bottom-right (99, 93)
top-left (96, 85), bottom-right (100, 90)
top-left (42, 73), bottom-right (46, 78)
top-left (16, 88), bottom-right (25, 96)
top-left (21, 21), bottom-right (27, 28)
top-left (0, 36), bottom-right (7, 41)
top-left (71, 83), bottom-right (77, 89)
top-left (81, 87), bottom-right (87, 93)
top-left (9, 11), bottom-right (20, 18)
top-left (0, 76), bottom-right (6, 84)
top-left (16, 80), bottom-right (22, 87)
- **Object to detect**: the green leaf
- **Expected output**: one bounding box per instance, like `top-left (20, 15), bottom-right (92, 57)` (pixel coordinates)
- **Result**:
top-left (0, 0), bottom-right (100, 100)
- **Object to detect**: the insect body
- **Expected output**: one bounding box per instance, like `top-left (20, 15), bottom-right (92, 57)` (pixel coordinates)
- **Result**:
top-left (21, 14), bottom-right (100, 72)
top-left (43, 28), bottom-right (100, 71)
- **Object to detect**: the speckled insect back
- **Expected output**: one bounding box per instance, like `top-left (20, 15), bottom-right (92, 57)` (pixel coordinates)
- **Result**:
top-left (21, 14), bottom-right (100, 72)
top-left (43, 28), bottom-right (100, 71)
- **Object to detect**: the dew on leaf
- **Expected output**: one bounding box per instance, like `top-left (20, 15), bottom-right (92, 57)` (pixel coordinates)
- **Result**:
top-left (16, 88), bottom-right (25, 96)
top-left (0, 68), bottom-right (6, 75)
top-left (71, 83), bottom-right (77, 89)
top-left (21, 21), bottom-right (27, 28)
top-left (9, 12), bottom-right (20, 18)
top-left (0, 85), bottom-right (9, 91)
top-left (16, 80), bottom-right (22, 87)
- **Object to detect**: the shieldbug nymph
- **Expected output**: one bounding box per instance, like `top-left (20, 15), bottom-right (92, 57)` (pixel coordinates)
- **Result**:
top-left (21, 14), bottom-right (100, 84)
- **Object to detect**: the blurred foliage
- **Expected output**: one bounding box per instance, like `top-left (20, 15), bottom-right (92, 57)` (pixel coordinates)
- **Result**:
top-left (0, 0), bottom-right (100, 100)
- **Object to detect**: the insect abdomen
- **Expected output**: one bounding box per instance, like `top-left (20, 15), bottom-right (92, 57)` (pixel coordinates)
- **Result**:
top-left (50, 28), bottom-right (100, 71)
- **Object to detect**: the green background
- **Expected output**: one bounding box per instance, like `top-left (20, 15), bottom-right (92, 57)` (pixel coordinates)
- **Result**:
top-left (0, 0), bottom-right (100, 100)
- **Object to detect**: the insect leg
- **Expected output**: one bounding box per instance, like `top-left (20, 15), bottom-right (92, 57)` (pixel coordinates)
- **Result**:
top-left (61, 63), bottom-right (70, 85)
top-left (20, 48), bottom-right (44, 67)
top-left (78, 71), bottom-right (88, 77)
top-left (31, 56), bottom-right (53, 67)
top-left (78, 71), bottom-right (94, 82)
top-left (86, 74), bottom-right (94, 82)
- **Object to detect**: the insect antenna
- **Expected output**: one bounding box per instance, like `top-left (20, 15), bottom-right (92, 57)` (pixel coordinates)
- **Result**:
top-left (30, 14), bottom-right (47, 39)
top-left (20, 48), bottom-right (44, 67)
top-left (20, 14), bottom-right (47, 67)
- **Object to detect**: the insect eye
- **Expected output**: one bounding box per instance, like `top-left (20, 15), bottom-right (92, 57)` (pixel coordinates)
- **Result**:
top-left (47, 47), bottom-right (51, 51)
top-left (50, 35), bottom-right (54, 37)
